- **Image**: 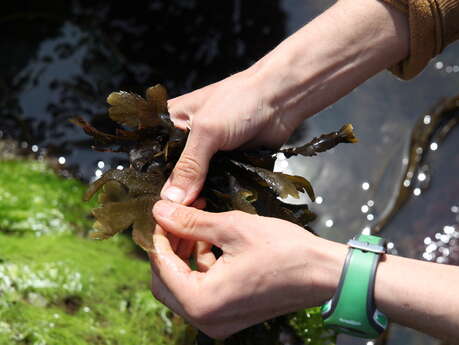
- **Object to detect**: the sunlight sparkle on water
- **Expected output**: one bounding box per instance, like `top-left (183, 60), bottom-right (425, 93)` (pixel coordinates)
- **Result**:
top-left (423, 253), bottom-right (433, 261)
top-left (426, 243), bottom-right (437, 253)
top-left (435, 61), bottom-right (444, 69)
top-left (413, 188), bottom-right (421, 196)
top-left (440, 234), bottom-right (450, 243)
top-left (361, 205), bottom-right (369, 213)
top-left (116, 165), bottom-right (124, 170)
top-left (361, 182), bottom-right (370, 191)
top-left (95, 169), bottom-right (103, 178)
top-left (423, 115), bottom-right (431, 125)
top-left (417, 172), bottom-right (427, 181)
top-left (31, 145), bottom-right (38, 152)
top-left (367, 200), bottom-right (374, 207)
top-left (58, 157), bottom-right (66, 165)
top-left (443, 225), bottom-right (455, 234)
top-left (97, 161), bottom-right (105, 169)
top-left (430, 142), bottom-right (438, 151)
top-left (315, 196), bottom-right (323, 204)
top-left (366, 214), bottom-right (374, 221)
top-left (325, 219), bottom-right (334, 228)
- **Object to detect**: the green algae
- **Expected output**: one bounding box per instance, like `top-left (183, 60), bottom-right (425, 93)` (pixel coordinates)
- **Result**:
top-left (0, 160), bottom-right (96, 236)
top-left (0, 233), bottom-right (189, 345)
top-left (0, 157), bottom-right (190, 345)
top-left (289, 308), bottom-right (336, 345)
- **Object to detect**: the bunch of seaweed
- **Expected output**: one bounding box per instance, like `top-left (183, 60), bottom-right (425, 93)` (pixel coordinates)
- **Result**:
top-left (72, 84), bottom-right (357, 252)
top-left (72, 84), bottom-right (357, 345)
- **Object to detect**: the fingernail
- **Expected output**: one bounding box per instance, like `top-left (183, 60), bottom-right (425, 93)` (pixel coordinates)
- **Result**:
top-left (154, 201), bottom-right (177, 219)
top-left (163, 186), bottom-right (186, 203)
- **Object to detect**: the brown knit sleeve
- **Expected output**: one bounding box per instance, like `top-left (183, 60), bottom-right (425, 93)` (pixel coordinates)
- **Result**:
top-left (382, 0), bottom-right (459, 79)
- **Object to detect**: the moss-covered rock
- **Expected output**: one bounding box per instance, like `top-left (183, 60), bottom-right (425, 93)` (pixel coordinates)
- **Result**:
top-left (0, 159), bottom-right (95, 236)
top-left (0, 234), bottom-right (191, 345)
top-left (0, 158), bottom-right (190, 345)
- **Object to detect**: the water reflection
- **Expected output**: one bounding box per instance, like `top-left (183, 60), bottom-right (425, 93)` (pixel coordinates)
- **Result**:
top-left (1, 0), bottom-right (286, 181)
top-left (421, 223), bottom-right (459, 264)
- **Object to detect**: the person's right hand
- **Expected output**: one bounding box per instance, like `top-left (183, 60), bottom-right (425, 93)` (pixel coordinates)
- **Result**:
top-left (161, 68), bottom-right (300, 205)
top-left (150, 200), bottom-right (345, 339)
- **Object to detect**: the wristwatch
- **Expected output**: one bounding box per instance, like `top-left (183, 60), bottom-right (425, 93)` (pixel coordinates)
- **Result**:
top-left (321, 234), bottom-right (389, 338)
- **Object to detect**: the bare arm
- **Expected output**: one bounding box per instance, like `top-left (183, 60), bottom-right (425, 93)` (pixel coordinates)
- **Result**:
top-left (251, 0), bottom-right (409, 133)
top-left (150, 201), bottom-right (459, 341)
top-left (317, 240), bottom-right (459, 341)
top-left (375, 253), bottom-right (459, 339)
top-left (161, 0), bottom-right (409, 205)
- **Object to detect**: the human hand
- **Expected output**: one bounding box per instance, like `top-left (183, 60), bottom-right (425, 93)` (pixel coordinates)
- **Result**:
top-left (161, 69), bottom-right (300, 205)
top-left (150, 200), bottom-right (345, 339)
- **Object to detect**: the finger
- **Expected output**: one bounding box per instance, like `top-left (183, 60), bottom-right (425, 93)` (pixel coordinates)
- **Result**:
top-left (167, 232), bottom-right (180, 252)
top-left (150, 266), bottom-right (185, 317)
top-left (195, 241), bottom-right (216, 272)
top-left (153, 200), bottom-right (237, 247)
top-left (174, 198), bottom-right (207, 260)
top-left (177, 240), bottom-right (195, 261)
top-left (160, 125), bottom-right (218, 205)
top-left (169, 117), bottom-right (189, 132)
top-left (151, 224), bottom-right (202, 296)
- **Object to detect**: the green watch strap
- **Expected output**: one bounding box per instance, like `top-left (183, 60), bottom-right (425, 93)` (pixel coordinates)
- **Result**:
top-left (321, 234), bottom-right (388, 338)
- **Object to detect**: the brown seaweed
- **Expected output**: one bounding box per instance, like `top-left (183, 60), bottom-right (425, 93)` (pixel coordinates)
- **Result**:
top-left (230, 160), bottom-right (315, 201)
top-left (281, 124), bottom-right (358, 158)
top-left (73, 84), bottom-right (357, 252)
top-left (371, 95), bottom-right (459, 234)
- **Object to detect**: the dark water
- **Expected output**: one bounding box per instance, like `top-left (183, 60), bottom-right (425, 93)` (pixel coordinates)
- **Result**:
top-left (1, 1), bottom-right (459, 344)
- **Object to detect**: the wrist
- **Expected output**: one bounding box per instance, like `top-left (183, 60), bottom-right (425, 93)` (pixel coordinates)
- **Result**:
top-left (249, 0), bottom-right (409, 129)
top-left (305, 237), bottom-right (348, 306)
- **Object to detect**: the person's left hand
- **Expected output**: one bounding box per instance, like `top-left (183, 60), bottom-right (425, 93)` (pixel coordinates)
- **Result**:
top-left (149, 200), bottom-right (345, 339)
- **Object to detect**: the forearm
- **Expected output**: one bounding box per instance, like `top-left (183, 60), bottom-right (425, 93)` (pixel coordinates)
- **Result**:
top-left (248, 0), bottom-right (409, 129)
top-left (375, 253), bottom-right (459, 341)
top-left (308, 238), bottom-right (459, 341)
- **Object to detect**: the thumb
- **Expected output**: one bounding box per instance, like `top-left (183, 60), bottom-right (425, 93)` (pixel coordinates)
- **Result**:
top-left (161, 125), bottom-right (217, 204)
top-left (153, 200), bottom-right (236, 247)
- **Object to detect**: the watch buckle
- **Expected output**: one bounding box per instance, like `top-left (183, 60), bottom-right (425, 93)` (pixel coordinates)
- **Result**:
top-left (347, 239), bottom-right (386, 254)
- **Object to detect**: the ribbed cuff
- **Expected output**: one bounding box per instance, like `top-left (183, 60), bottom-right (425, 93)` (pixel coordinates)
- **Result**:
top-left (383, 0), bottom-right (459, 80)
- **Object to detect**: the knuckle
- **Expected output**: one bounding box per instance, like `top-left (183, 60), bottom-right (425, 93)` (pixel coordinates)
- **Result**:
top-left (174, 154), bottom-right (202, 183)
top-left (193, 310), bottom-right (214, 326)
top-left (184, 301), bottom-right (205, 322)
top-left (223, 210), bottom-right (246, 236)
top-left (175, 207), bottom-right (201, 235)
top-left (184, 298), bottom-right (214, 324)
top-left (193, 119), bottom-right (222, 146)
top-left (193, 117), bottom-right (215, 135)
